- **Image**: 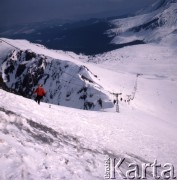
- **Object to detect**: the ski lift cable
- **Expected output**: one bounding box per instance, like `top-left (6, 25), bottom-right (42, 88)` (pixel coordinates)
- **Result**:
top-left (59, 78), bottom-right (84, 88)
top-left (131, 73), bottom-right (142, 100)
top-left (59, 78), bottom-right (104, 97)
top-left (62, 70), bottom-right (97, 86)
top-left (64, 66), bottom-right (79, 90)
top-left (0, 38), bottom-right (21, 51)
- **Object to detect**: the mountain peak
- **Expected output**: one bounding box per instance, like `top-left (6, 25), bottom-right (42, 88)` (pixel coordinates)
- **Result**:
top-left (109, 0), bottom-right (177, 46)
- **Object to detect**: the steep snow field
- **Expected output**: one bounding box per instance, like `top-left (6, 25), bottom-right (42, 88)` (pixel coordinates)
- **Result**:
top-left (0, 40), bottom-right (177, 179)
top-left (0, 1), bottom-right (177, 178)
top-left (0, 89), bottom-right (177, 179)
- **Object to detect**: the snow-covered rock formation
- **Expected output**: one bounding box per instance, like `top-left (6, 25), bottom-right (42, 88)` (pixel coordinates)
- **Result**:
top-left (0, 39), bottom-right (113, 110)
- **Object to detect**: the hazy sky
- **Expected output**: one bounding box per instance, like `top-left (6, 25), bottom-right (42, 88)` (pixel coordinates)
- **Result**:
top-left (0, 0), bottom-right (155, 26)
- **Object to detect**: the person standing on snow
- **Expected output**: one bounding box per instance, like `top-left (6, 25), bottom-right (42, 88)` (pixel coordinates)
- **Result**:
top-left (34, 84), bottom-right (46, 104)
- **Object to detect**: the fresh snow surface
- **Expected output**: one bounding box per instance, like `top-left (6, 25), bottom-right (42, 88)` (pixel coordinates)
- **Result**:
top-left (0, 89), bottom-right (177, 179)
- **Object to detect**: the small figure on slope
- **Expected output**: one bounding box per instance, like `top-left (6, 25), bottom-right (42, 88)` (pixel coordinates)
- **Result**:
top-left (34, 84), bottom-right (46, 104)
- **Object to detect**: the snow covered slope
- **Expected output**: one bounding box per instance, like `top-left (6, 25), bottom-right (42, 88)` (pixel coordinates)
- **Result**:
top-left (108, 0), bottom-right (177, 46)
top-left (0, 89), bottom-right (177, 179)
top-left (0, 0), bottom-right (177, 179)
top-left (86, 42), bottom-right (177, 123)
top-left (79, 0), bottom-right (177, 121)
top-left (0, 36), bottom-right (177, 120)
top-left (0, 38), bottom-right (113, 110)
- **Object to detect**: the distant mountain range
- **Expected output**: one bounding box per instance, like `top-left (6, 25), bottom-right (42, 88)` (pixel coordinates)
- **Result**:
top-left (109, 0), bottom-right (177, 46)
top-left (1, 0), bottom-right (176, 55)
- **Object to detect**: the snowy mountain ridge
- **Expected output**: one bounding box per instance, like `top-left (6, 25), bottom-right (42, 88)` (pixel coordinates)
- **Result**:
top-left (0, 38), bottom-right (113, 110)
top-left (109, 0), bottom-right (177, 45)
top-left (136, 0), bottom-right (174, 14)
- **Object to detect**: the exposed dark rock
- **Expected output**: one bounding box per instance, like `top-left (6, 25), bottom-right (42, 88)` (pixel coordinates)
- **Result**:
top-left (130, 18), bottom-right (159, 32)
top-left (79, 94), bottom-right (87, 100)
top-left (16, 64), bottom-right (26, 78)
top-left (25, 50), bottom-right (36, 61)
top-left (77, 87), bottom-right (88, 94)
top-left (84, 101), bottom-right (95, 110)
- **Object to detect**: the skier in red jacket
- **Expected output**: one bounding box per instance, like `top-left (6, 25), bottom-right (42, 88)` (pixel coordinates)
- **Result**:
top-left (34, 84), bottom-right (46, 104)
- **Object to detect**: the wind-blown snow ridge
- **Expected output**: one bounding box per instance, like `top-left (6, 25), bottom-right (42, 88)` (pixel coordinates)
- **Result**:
top-left (0, 38), bottom-right (113, 110)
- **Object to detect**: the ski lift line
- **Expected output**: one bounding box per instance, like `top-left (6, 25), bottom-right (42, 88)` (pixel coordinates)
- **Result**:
top-left (0, 38), bottom-right (88, 83)
top-left (0, 38), bottom-right (96, 87)
top-left (131, 73), bottom-right (142, 100)
top-left (59, 78), bottom-right (103, 97)
top-left (64, 67), bottom-right (79, 91)
top-left (59, 78), bottom-right (84, 88)
top-left (59, 69), bottom-right (104, 94)
top-left (0, 39), bottom-right (21, 51)
top-left (61, 71), bottom-right (86, 87)
top-left (59, 63), bottom-right (99, 88)
top-left (59, 68), bottom-right (98, 89)
top-left (62, 70), bottom-right (95, 86)
top-left (0, 38), bottom-right (95, 86)
top-left (31, 71), bottom-right (84, 89)
top-left (60, 79), bottom-right (100, 96)
top-left (60, 70), bottom-right (109, 96)
top-left (63, 76), bottom-right (103, 95)
top-left (63, 71), bottom-right (103, 88)
top-left (0, 39), bottom-right (106, 96)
